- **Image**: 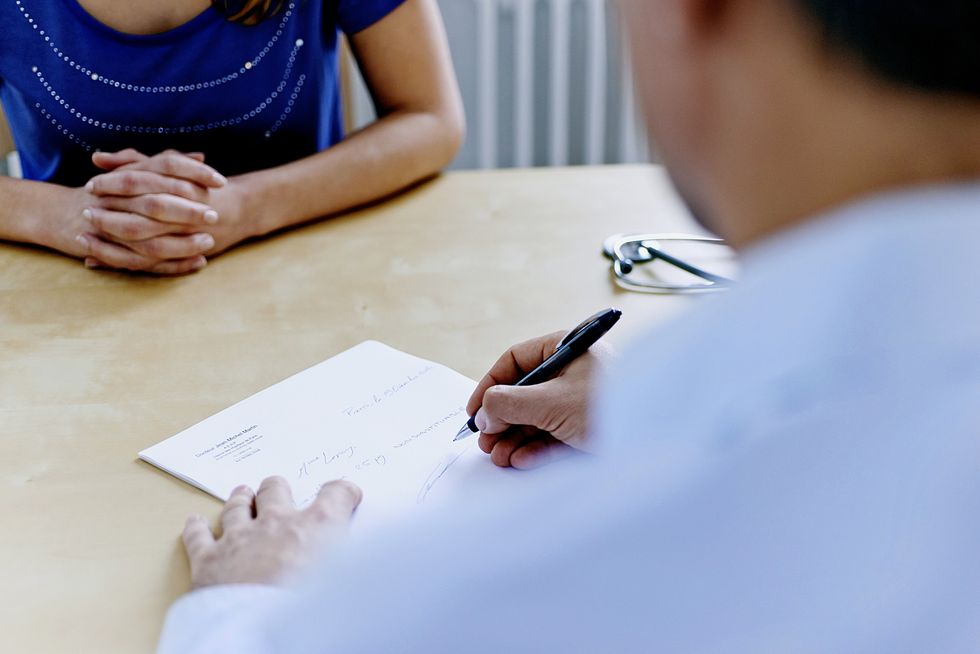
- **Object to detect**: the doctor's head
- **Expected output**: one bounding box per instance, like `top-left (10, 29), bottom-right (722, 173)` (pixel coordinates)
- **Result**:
top-left (617, 0), bottom-right (980, 246)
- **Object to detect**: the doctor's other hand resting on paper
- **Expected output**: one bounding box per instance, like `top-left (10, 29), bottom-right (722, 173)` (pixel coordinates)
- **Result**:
top-left (183, 477), bottom-right (362, 588)
top-left (466, 332), bottom-right (611, 469)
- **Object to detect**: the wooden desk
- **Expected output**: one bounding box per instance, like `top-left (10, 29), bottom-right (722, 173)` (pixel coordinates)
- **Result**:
top-left (0, 165), bottom-right (704, 652)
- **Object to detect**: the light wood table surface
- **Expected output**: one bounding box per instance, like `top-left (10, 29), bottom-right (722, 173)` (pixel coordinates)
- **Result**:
top-left (0, 165), bottom-right (707, 653)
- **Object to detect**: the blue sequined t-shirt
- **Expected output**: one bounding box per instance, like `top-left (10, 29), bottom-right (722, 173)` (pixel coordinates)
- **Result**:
top-left (0, 0), bottom-right (403, 185)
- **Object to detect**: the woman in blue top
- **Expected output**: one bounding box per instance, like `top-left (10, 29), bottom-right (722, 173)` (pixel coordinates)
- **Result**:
top-left (0, 0), bottom-right (464, 274)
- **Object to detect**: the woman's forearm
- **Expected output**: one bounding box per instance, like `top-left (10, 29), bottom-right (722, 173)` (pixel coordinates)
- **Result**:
top-left (240, 0), bottom-right (467, 235)
top-left (240, 106), bottom-right (465, 237)
top-left (1, 103), bottom-right (463, 256)
top-left (0, 177), bottom-right (82, 250)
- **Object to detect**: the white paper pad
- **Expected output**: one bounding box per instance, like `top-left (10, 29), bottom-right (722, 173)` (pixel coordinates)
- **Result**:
top-left (139, 341), bottom-right (514, 528)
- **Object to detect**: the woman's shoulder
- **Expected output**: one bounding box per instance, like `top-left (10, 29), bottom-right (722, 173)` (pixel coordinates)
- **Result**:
top-left (326, 0), bottom-right (407, 35)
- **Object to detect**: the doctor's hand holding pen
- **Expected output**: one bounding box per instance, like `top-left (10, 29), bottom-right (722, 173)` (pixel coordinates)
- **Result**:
top-left (465, 331), bottom-right (612, 470)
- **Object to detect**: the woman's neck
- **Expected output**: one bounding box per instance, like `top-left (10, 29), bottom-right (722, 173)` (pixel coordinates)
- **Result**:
top-left (73, 0), bottom-right (212, 35)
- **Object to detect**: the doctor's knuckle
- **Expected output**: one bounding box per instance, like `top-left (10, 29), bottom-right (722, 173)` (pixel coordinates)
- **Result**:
top-left (264, 475), bottom-right (289, 489)
top-left (306, 503), bottom-right (334, 522)
top-left (333, 480), bottom-right (361, 505)
top-left (260, 505), bottom-right (290, 523)
top-left (482, 386), bottom-right (505, 408)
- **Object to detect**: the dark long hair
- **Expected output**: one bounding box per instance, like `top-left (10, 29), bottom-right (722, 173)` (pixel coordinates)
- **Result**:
top-left (211, 0), bottom-right (287, 25)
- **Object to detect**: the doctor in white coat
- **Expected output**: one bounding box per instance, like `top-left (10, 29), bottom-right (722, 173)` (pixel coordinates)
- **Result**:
top-left (158, 0), bottom-right (980, 650)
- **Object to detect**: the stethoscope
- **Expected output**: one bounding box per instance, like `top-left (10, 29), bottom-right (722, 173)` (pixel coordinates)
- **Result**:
top-left (602, 233), bottom-right (736, 294)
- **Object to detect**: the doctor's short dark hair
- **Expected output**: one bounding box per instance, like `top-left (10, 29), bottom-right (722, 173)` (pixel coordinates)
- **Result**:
top-left (795, 0), bottom-right (980, 97)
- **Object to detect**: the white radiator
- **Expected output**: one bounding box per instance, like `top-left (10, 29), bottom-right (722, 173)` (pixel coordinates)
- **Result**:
top-left (345, 0), bottom-right (649, 170)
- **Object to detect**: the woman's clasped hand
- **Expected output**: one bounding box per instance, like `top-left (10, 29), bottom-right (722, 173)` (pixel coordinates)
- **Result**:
top-left (0, 0), bottom-right (465, 275)
top-left (62, 148), bottom-right (258, 275)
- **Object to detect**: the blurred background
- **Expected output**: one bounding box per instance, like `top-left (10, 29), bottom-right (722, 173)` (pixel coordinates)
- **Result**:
top-left (0, 106), bottom-right (13, 177)
top-left (0, 0), bottom-right (649, 176)
top-left (350, 0), bottom-right (650, 170)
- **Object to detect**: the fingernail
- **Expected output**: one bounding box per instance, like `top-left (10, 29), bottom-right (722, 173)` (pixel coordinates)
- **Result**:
top-left (197, 234), bottom-right (215, 249)
top-left (84, 258), bottom-right (98, 269)
top-left (82, 208), bottom-right (93, 220)
top-left (203, 210), bottom-right (219, 224)
top-left (211, 173), bottom-right (228, 186)
top-left (475, 409), bottom-right (488, 432)
top-left (75, 234), bottom-right (89, 248)
top-left (194, 257), bottom-right (208, 270)
top-left (84, 180), bottom-right (94, 192)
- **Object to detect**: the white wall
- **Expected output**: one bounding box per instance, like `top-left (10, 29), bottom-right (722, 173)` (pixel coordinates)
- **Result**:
top-left (348, 0), bottom-right (650, 170)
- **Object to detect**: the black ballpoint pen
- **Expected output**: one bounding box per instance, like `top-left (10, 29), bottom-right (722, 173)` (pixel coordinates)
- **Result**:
top-left (453, 308), bottom-right (623, 442)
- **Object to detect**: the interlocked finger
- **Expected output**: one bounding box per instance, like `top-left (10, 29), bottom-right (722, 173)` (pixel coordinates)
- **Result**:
top-left (98, 194), bottom-right (218, 226)
top-left (77, 233), bottom-right (165, 271)
top-left (87, 170), bottom-right (208, 202)
top-left (86, 207), bottom-right (192, 241)
top-left (124, 233), bottom-right (215, 260)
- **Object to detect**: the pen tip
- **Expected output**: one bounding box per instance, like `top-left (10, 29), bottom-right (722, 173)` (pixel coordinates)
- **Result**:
top-left (453, 425), bottom-right (472, 442)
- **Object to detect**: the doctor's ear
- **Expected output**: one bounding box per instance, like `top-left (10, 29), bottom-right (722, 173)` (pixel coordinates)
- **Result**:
top-left (637, 0), bottom-right (732, 48)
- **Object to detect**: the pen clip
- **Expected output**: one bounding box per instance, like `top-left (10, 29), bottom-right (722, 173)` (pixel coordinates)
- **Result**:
top-left (557, 309), bottom-right (614, 350)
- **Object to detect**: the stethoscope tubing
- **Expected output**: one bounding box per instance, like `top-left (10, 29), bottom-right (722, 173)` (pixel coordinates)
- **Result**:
top-left (603, 233), bottom-right (735, 294)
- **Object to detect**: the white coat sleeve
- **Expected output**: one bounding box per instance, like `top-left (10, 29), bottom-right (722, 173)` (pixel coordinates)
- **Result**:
top-left (157, 584), bottom-right (293, 654)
